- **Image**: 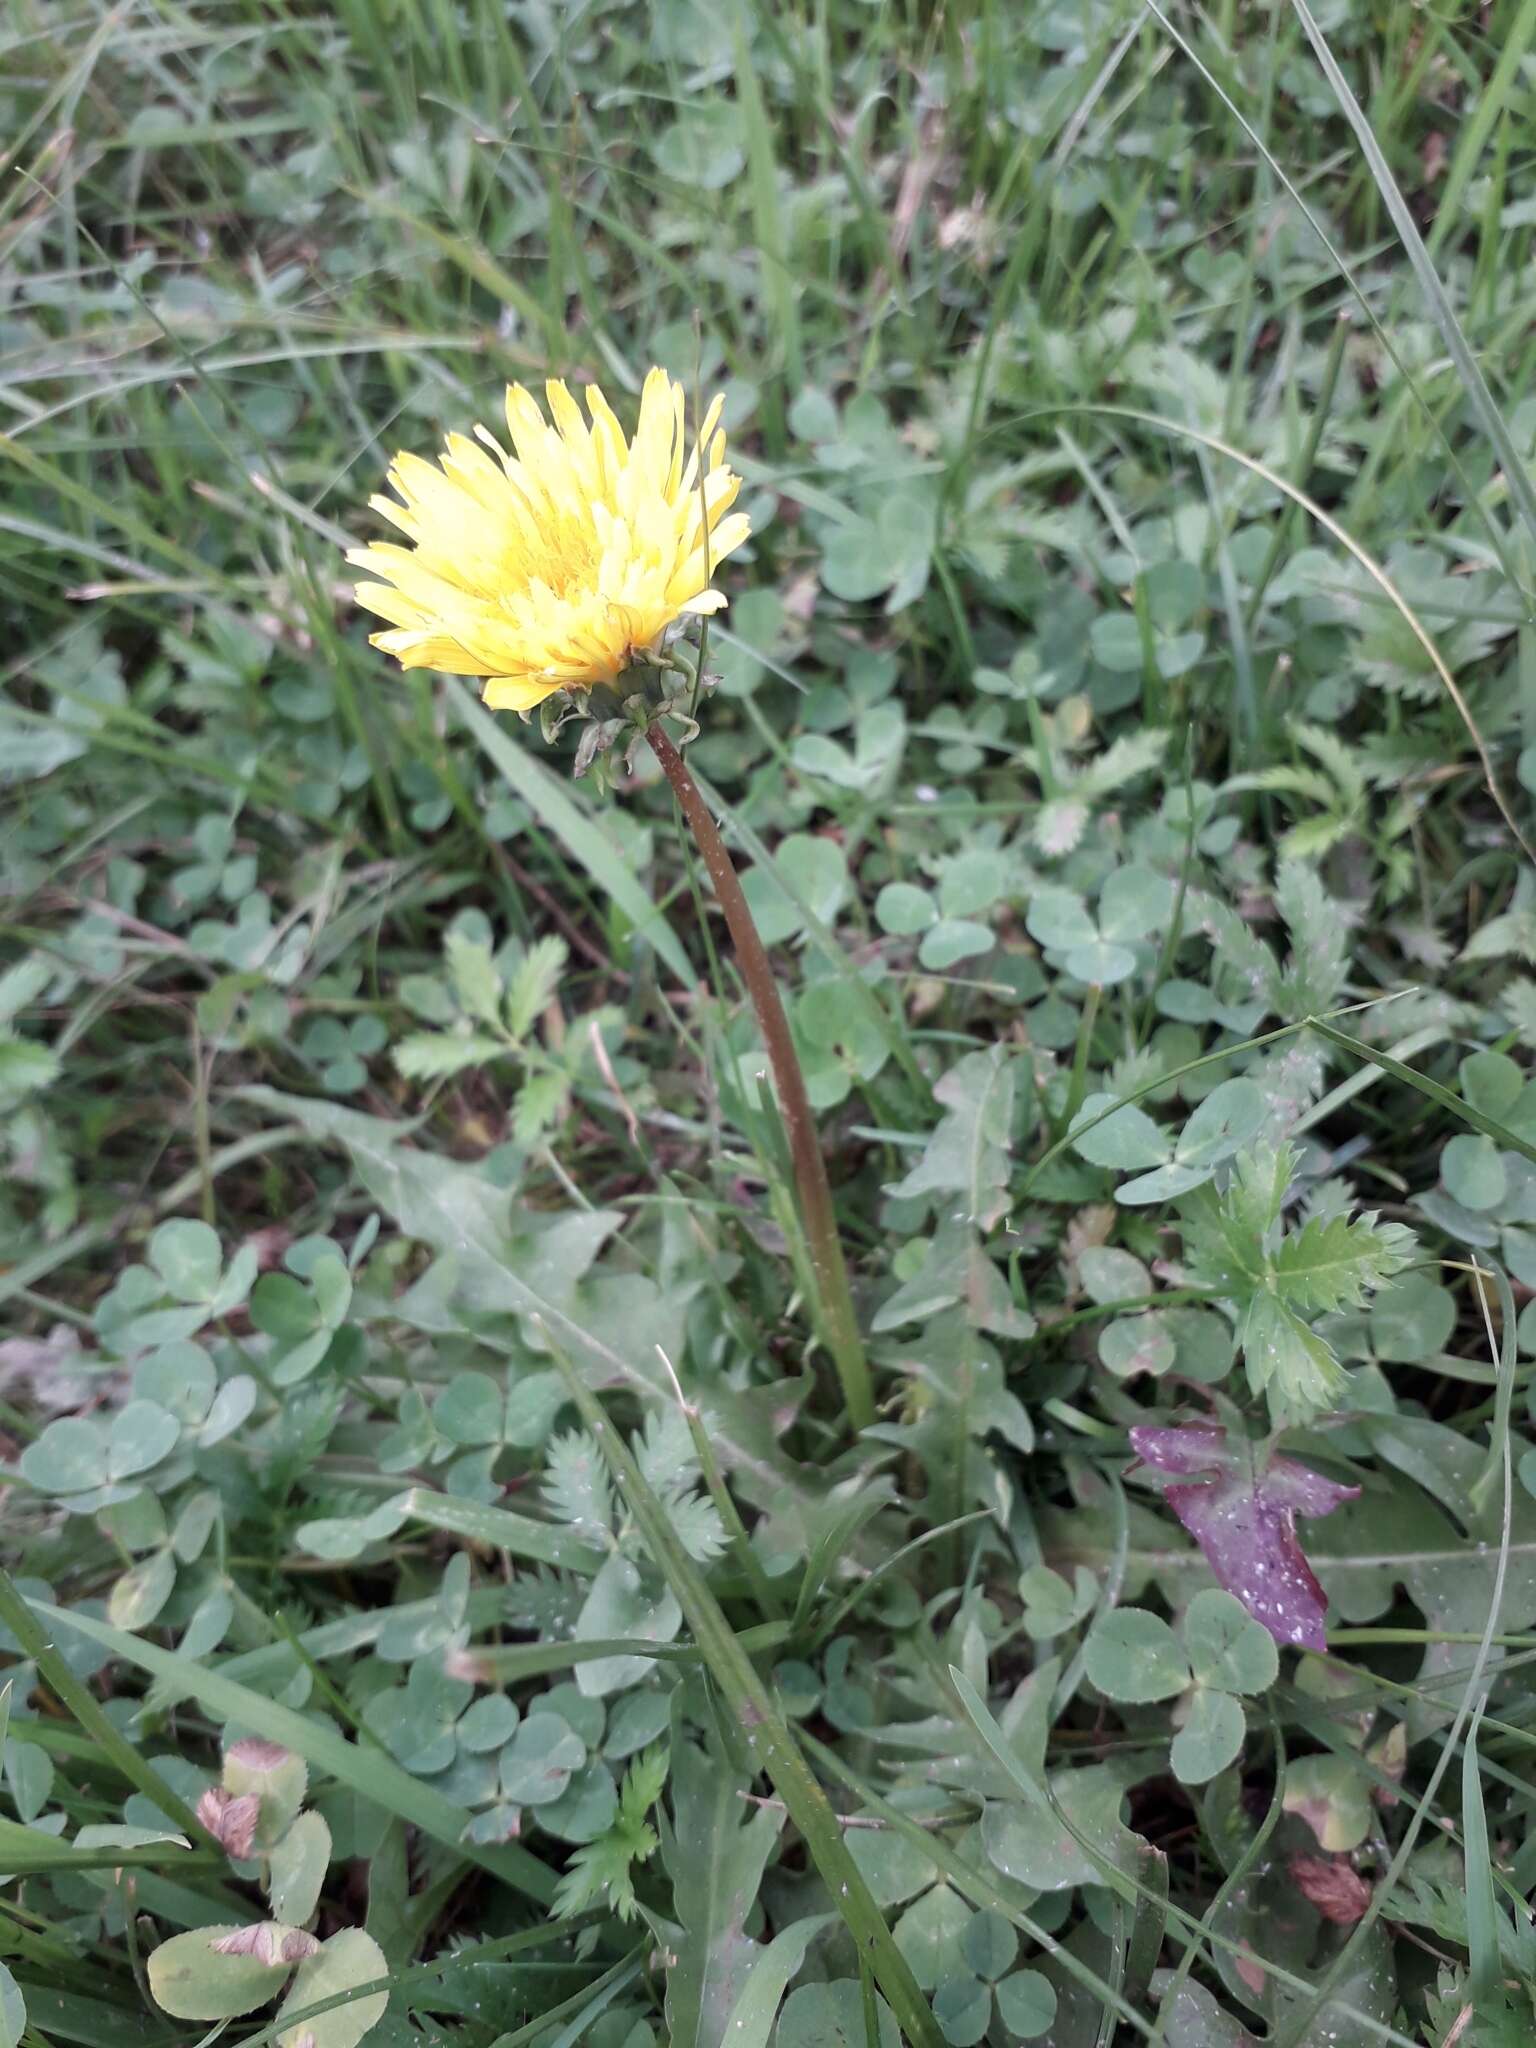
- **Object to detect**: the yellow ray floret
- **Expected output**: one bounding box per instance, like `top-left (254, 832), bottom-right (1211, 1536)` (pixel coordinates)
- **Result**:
top-left (347, 368), bottom-right (751, 711)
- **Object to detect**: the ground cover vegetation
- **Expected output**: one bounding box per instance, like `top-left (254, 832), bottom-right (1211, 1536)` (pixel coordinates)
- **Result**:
top-left (3, 2), bottom-right (1536, 2043)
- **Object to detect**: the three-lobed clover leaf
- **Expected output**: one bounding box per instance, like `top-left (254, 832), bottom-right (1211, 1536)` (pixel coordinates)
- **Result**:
top-left (95, 1219), bottom-right (259, 1361)
top-left (1026, 865), bottom-right (1176, 989)
top-left (1069, 1077), bottom-right (1264, 1205)
top-left (499, 1714), bottom-right (587, 1806)
top-left (1085, 1588), bottom-right (1279, 1785)
top-left (20, 1399), bottom-right (181, 1514)
top-left (795, 975), bottom-right (892, 1110)
top-left (361, 1659), bottom-right (478, 1776)
top-left (249, 1251), bottom-right (353, 1388)
top-left (1170, 1589), bottom-right (1279, 1784)
top-left (1084, 1608), bottom-right (1191, 1704)
top-left (134, 1341), bottom-right (257, 1447)
top-left (738, 831), bottom-right (850, 947)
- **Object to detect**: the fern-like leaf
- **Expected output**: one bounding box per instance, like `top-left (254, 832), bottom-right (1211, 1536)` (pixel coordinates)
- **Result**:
top-left (394, 1030), bottom-right (506, 1081)
top-left (1180, 1145), bottom-right (1416, 1426)
top-left (552, 1743), bottom-right (669, 1921)
top-left (631, 1411), bottom-right (724, 1561)
top-left (505, 935), bottom-right (568, 1042)
top-left (667, 1492), bottom-right (728, 1563)
top-left (1289, 718), bottom-right (1367, 812)
top-left (1273, 859), bottom-right (1349, 1015)
top-left (1239, 1293), bottom-right (1348, 1426)
top-left (1073, 727), bottom-right (1169, 799)
top-left (1271, 1211), bottom-right (1416, 1315)
top-left (635, 1409), bottom-right (697, 1497)
top-left (511, 1067), bottom-right (568, 1147)
top-left (542, 1430), bottom-right (614, 1545)
top-left (445, 926), bottom-right (505, 1028)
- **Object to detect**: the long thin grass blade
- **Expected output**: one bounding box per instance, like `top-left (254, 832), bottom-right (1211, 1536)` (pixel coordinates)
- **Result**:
top-left (450, 678), bottom-right (698, 988)
top-left (1291, 0), bottom-right (1536, 557)
top-left (540, 1330), bottom-right (946, 2048)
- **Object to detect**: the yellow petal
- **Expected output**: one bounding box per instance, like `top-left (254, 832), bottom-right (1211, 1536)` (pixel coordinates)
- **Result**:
top-left (483, 673), bottom-right (572, 710)
top-left (349, 369), bottom-right (748, 699)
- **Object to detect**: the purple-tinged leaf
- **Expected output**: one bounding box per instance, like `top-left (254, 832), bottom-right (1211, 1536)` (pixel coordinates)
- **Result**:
top-left (1128, 1424), bottom-right (1358, 1651)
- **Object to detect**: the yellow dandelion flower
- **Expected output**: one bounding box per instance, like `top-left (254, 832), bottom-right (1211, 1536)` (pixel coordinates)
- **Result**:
top-left (347, 367), bottom-right (751, 712)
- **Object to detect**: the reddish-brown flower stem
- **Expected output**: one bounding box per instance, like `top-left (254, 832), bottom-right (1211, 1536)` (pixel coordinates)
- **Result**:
top-left (646, 724), bottom-right (874, 1431)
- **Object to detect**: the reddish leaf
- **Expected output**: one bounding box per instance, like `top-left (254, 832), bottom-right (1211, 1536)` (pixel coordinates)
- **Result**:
top-left (1289, 1854), bottom-right (1372, 1925)
top-left (1128, 1424), bottom-right (1358, 1650)
top-left (195, 1787), bottom-right (260, 1860)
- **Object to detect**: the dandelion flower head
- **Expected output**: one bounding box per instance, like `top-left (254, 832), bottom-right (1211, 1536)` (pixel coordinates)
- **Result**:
top-left (348, 368), bottom-right (750, 711)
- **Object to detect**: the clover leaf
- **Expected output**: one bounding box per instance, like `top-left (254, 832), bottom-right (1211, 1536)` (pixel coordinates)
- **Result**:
top-left (1070, 1076), bottom-right (1263, 1203)
top-left (1085, 1608), bottom-right (1191, 1704)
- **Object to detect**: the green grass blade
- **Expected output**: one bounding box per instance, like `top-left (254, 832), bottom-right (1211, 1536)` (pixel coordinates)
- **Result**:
top-left (539, 1328), bottom-right (945, 2048)
top-left (12, 1987), bottom-right (178, 2048)
top-left (1307, 1019), bottom-right (1536, 1169)
top-left (456, 1624), bottom-right (790, 1686)
top-left (1424, 0), bottom-right (1536, 260)
top-left (1459, 1702), bottom-right (1500, 2007)
top-left (1291, 0), bottom-right (1536, 557)
top-left (24, 1597), bottom-right (558, 1906)
top-left (405, 1485), bottom-right (607, 1575)
top-left (730, 1), bottom-right (801, 402)
top-left (0, 1566), bottom-right (213, 1847)
top-left (0, 1817), bottom-right (208, 1876)
top-left (449, 679), bottom-right (698, 988)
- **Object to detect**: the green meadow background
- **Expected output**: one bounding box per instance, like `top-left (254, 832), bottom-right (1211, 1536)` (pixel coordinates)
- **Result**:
top-left (4, 4), bottom-right (1536, 2046)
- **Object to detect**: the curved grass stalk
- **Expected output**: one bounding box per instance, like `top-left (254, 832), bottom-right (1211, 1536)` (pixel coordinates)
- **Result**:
top-left (949, 1666), bottom-right (1425, 2048)
top-left (1016, 402), bottom-right (1535, 865)
top-left (540, 1323), bottom-right (941, 2048)
top-left (1270, 1245), bottom-right (1515, 2048)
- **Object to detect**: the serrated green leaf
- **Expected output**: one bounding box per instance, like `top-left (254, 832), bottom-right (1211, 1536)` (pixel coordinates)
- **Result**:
top-left (543, 1430), bottom-right (614, 1544)
top-left (393, 1030), bottom-right (506, 1080)
top-left (1239, 1292), bottom-right (1347, 1423)
top-left (444, 927), bottom-right (504, 1028)
top-left (553, 1742), bottom-right (667, 1921)
top-left (1270, 1211), bottom-right (1417, 1314)
top-left (0, 1037), bottom-right (60, 1102)
top-left (504, 935), bottom-right (568, 1041)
